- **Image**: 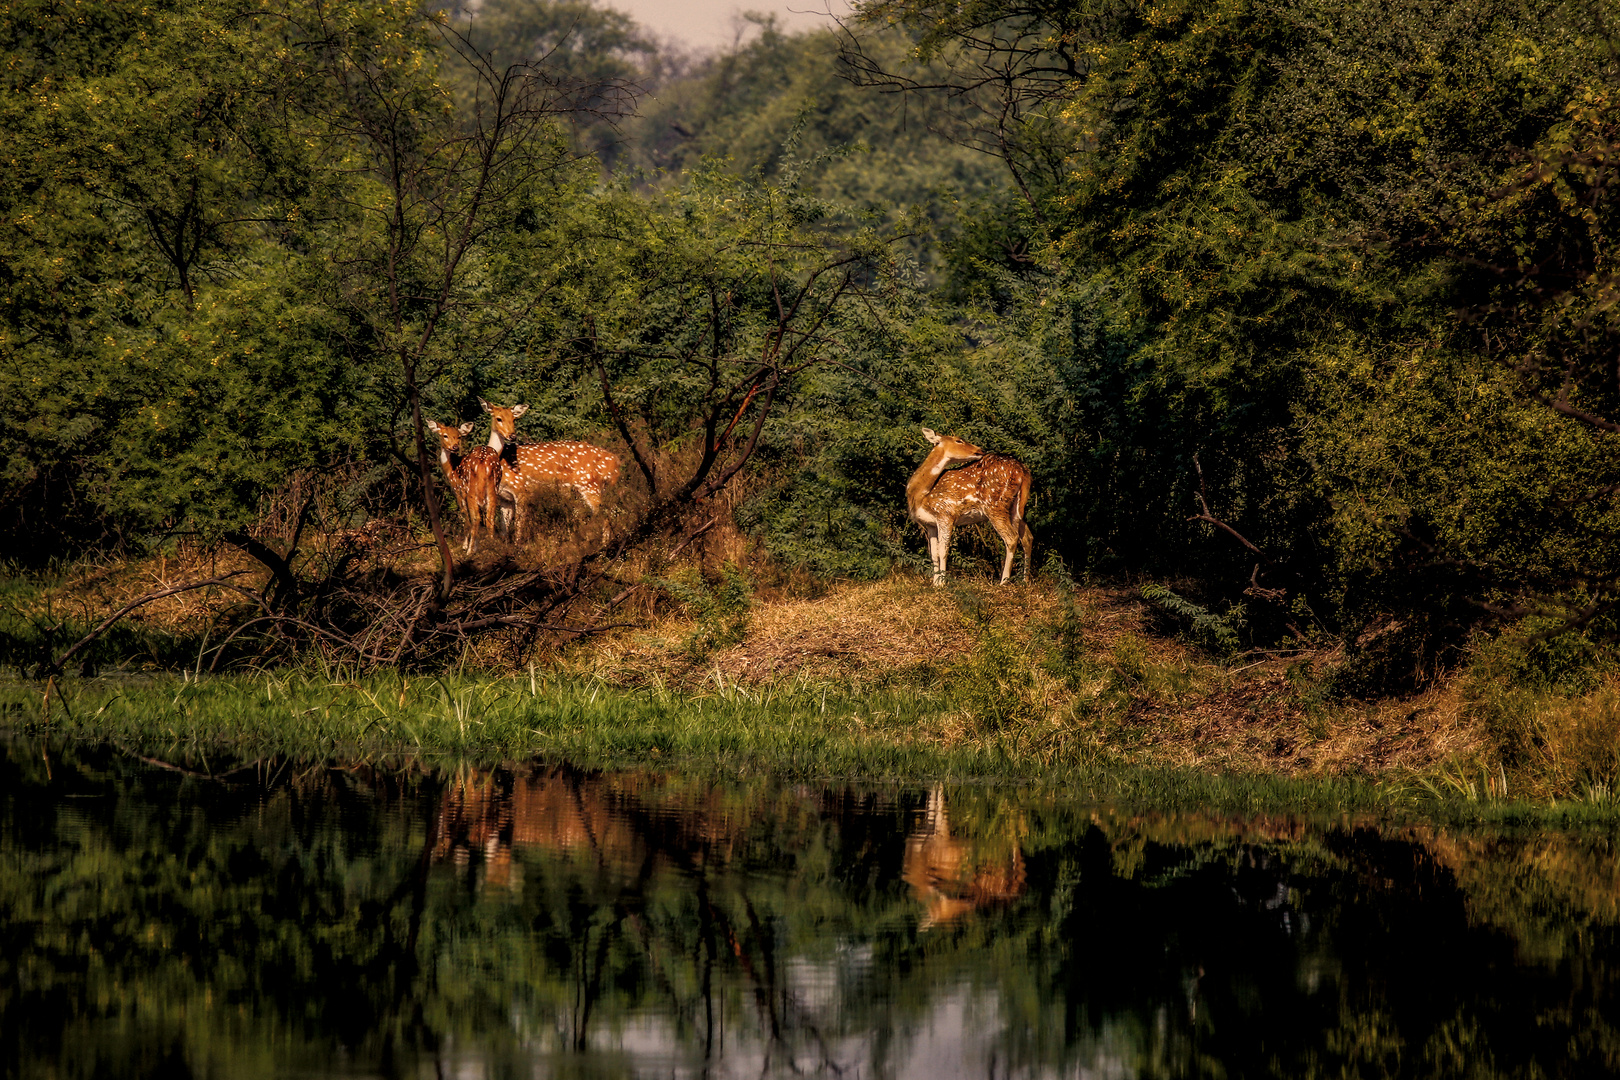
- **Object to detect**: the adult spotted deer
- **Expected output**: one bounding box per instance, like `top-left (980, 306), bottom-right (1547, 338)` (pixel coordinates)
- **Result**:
top-left (906, 427), bottom-right (1034, 586)
top-left (479, 400), bottom-right (623, 545)
top-left (424, 419), bottom-right (502, 555)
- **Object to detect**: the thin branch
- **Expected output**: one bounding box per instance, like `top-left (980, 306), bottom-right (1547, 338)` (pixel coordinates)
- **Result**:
top-left (47, 575), bottom-right (260, 676)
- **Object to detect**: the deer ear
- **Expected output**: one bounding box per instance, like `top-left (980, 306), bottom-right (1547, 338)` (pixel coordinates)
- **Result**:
top-left (921, 427), bottom-right (942, 445)
top-left (479, 399), bottom-right (493, 413)
top-left (458, 422), bottom-right (475, 436)
top-left (510, 403), bottom-right (529, 419)
top-left (424, 419), bottom-right (442, 434)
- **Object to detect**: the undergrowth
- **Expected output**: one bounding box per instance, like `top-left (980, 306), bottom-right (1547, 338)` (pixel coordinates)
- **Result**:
top-left (14, 553), bottom-right (1620, 817)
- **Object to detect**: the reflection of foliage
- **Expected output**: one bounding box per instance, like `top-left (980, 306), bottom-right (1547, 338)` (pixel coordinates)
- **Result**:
top-left (8, 745), bottom-right (1620, 1077)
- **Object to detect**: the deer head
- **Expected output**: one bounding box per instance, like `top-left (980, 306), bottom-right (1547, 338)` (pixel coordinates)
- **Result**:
top-left (479, 399), bottom-right (529, 449)
top-left (424, 419), bottom-right (477, 457)
top-left (920, 427), bottom-right (984, 466)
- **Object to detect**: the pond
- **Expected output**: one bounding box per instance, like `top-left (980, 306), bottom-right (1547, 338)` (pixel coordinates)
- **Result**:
top-left (3, 738), bottom-right (1620, 1079)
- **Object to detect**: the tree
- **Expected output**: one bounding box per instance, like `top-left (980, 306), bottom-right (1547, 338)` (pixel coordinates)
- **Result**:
top-left (0, 0), bottom-right (364, 550)
top-left (453, 0), bottom-right (658, 167)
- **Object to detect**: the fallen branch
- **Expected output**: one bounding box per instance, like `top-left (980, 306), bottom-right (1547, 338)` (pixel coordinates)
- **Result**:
top-left (667, 517), bottom-right (718, 561)
top-left (46, 574), bottom-right (260, 677)
top-left (429, 615), bottom-right (636, 636)
top-left (1186, 453), bottom-right (1267, 560)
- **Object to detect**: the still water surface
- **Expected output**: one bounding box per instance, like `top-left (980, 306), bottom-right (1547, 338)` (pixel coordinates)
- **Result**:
top-left (4, 738), bottom-right (1620, 1078)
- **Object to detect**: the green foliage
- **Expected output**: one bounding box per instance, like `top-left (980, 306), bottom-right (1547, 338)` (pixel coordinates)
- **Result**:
top-left (1140, 582), bottom-right (1244, 657)
top-left (1472, 617), bottom-right (1614, 696)
top-left (453, 0), bottom-right (654, 165)
top-left (11, 0), bottom-right (1620, 699)
top-left (845, 0), bottom-right (1620, 666)
top-left (621, 22), bottom-right (1005, 270)
top-left (1465, 618), bottom-right (1616, 780)
top-left (0, 0), bottom-right (407, 546)
top-left (1037, 559), bottom-right (1103, 692)
top-left (944, 585), bottom-right (1045, 731)
top-left (649, 562), bottom-right (754, 662)
top-left (1158, 586), bottom-right (1242, 657)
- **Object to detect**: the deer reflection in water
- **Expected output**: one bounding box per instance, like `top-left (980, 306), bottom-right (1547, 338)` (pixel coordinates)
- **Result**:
top-left (428, 764), bottom-right (829, 1064)
top-left (431, 765), bottom-right (746, 890)
top-left (903, 784), bottom-right (1027, 930)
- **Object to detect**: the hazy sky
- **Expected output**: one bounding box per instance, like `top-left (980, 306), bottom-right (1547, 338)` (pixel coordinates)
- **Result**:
top-left (608, 0), bottom-right (853, 50)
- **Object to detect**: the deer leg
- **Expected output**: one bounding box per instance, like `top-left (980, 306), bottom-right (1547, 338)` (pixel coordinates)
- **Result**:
top-left (449, 485), bottom-right (471, 557)
top-left (1021, 522), bottom-right (1035, 582)
top-left (985, 512), bottom-right (1018, 584)
top-left (933, 522), bottom-right (952, 586)
top-left (469, 492), bottom-right (490, 554)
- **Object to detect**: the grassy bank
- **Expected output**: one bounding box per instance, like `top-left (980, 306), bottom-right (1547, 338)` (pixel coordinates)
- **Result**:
top-left (7, 669), bottom-right (1620, 827)
top-left (8, 559), bottom-right (1620, 821)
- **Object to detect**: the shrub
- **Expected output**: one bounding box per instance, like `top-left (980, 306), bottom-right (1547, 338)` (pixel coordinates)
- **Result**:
top-left (648, 563), bottom-right (754, 663)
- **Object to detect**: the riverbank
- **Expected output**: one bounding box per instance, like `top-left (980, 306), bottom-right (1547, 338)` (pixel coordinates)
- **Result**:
top-left (3, 667), bottom-right (1615, 828)
top-left (6, 567), bottom-right (1620, 820)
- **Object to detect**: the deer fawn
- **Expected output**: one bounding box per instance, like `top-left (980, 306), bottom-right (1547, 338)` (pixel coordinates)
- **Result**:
top-left (424, 419), bottom-right (502, 555)
top-left (479, 399), bottom-right (623, 545)
top-left (906, 427), bottom-right (1034, 586)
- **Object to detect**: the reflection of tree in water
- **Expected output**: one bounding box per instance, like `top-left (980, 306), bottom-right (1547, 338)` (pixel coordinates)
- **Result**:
top-left (8, 741), bottom-right (1620, 1078)
top-left (428, 763), bottom-right (921, 1069)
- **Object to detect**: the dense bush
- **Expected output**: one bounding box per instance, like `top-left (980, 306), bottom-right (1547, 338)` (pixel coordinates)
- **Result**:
top-left (8, 0), bottom-right (1620, 687)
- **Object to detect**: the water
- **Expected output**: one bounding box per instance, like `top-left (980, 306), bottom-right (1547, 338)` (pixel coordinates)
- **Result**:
top-left (4, 739), bottom-right (1620, 1079)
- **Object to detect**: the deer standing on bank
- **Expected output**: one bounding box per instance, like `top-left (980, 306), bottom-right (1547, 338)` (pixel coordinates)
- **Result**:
top-left (480, 399), bottom-right (623, 545)
top-left (424, 419), bottom-right (502, 555)
top-left (906, 427), bottom-right (1034, 586)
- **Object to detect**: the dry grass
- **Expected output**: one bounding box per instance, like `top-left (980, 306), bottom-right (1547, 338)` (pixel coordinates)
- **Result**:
top-left (558, 573), bottom-right (1500, 780)
top-left (566, 577), bottom-right (1052, 690)
top-left (10, 537), bottom-right (1525, 786)
top-left (1129, 675), bottom-right (1488, 777)
top-left (15, 546), bottom-right (267, 637)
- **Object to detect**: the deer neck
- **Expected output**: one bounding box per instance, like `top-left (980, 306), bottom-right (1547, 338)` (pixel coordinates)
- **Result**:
top-left (906, 447), bottom-right (955, 517)
top-left (488, 427), bottom-right (522, 468)
top-left (436, 444), bottom-right (459, 481)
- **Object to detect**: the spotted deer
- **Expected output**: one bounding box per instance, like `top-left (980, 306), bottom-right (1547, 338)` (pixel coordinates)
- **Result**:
top-left (479, 399), bottom-right (623, 545)
top-left (906, 427), bottom-right (1034, 586)
top-left (424, 419), bottom-right (502, 555)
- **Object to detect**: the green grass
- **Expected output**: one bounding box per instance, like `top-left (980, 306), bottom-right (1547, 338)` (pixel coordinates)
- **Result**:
top-left (0, 560), bottom-right (212, 674)
top-left (8, 669), bottom-right (1620, 828)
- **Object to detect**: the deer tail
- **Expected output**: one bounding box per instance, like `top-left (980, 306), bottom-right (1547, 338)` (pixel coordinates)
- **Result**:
top-left (1012, 467), bottom-right (1032, 524)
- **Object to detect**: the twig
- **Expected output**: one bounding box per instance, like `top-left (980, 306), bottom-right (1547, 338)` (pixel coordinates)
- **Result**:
top-left (1186, 453), bottom-right (1266, 560)
top-left (666, 518), bottom-right (718, 561)
top-left (429, 615), bottom-right (635, 636)
top-left (1185, 454), bottom-right (1307, 638)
